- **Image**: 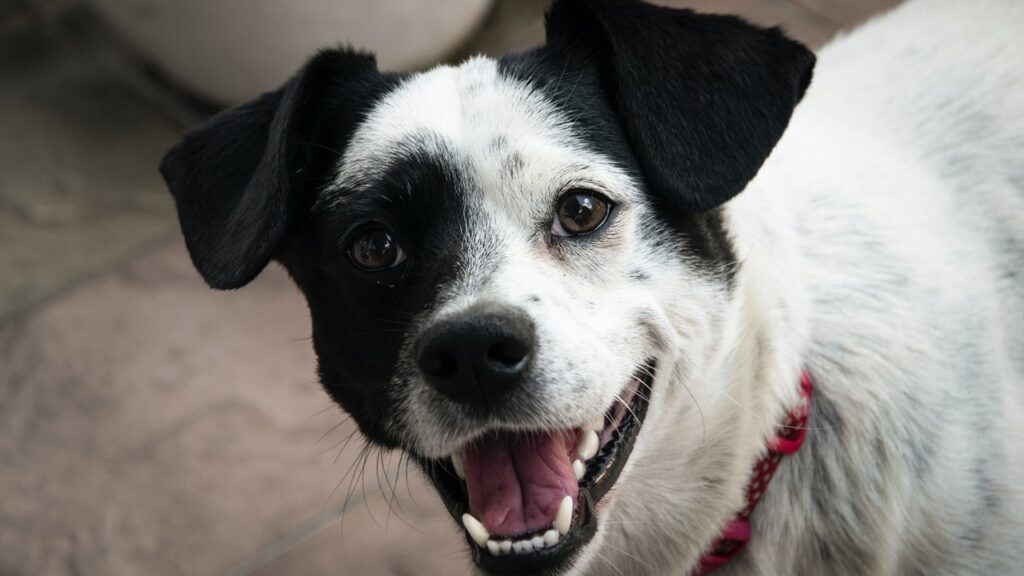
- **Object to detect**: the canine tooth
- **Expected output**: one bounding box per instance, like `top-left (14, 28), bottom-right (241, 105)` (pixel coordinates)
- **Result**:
top-left (499, 540), bottom-right (512, 554)
top-left (531, 535), bottom-right (545, 549)
top-left (577, 430), bottom-right (599, 460)
top-left (461, 513), bottom-right (489, 547)
top-left (543, 529), bottom-right (559, 547)
top-left (573, 459), bottom-right (586, 480)
top-left (588, 416), bottom-right (605, 432)
top-left (451, 452), bottom-right (465, 479)
top-left (554, 495), bottom-right (573, 535)
top-left (486, 540), bottom-right (501, 556)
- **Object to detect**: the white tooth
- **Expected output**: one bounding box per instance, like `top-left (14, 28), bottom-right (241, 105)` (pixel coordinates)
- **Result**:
top-left (573, 459), bottom-right (586, 481)
top-left (554, 495), bottom-right (573, 535)
top-left (486, 540), bottom-right (501, 556)
top-left (512, 541), bottom-right (526, 554)
top-left (543, 529), bottom-right (559, 547)
top-left (520, 539), bottom-right (535, 553)
top-left (461, 513), bottom-right (489, 547)
top-left (589, 416), bottom-right (605, 432)
top-left (577, 430), bottom-right (599, 460)
top-left (531, 536), bottom-right (545, 550)
top-left (499, 540), bottom-right (512, 554)
top-left (451, 452), bottom-right (465, 479)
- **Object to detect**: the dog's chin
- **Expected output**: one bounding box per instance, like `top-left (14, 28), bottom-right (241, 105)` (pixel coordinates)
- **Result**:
top-left (414, 360), bottom-right (657, 576)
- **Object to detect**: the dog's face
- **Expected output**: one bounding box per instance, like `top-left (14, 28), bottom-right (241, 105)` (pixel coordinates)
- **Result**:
top-left (161, 0), bottom-right (813, 573)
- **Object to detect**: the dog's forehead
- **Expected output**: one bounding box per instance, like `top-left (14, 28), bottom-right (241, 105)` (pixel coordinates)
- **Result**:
top-left (334, 57), bottom-right (639, 213)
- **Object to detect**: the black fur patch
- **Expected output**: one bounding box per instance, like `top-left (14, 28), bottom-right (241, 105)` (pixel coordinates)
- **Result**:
top-left (291, 147), bottom-right (494, 447)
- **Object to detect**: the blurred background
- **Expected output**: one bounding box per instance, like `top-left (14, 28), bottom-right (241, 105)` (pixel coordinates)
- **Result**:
top-left (0, 0), bottom-right (901, 574)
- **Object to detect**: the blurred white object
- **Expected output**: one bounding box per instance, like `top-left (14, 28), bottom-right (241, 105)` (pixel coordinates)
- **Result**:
top-left (87, 0), bottom-right (493, 104)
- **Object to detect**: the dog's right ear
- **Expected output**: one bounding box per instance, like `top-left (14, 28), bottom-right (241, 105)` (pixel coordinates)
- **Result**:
top-left (160, 49), bottom-right (382, 290)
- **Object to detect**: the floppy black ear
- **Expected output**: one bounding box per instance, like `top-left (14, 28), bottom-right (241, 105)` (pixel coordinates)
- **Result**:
top-left (545, 0), bottom-right (815, 212)
top-left (160, 49), bottom-right (382, 289)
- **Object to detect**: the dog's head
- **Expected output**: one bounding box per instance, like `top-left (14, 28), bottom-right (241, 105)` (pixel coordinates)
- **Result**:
top-left (161, 0), bottom-right (813, 573)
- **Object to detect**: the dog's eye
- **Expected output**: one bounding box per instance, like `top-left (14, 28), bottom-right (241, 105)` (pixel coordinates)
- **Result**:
top-left (552, 190), bottom-right (611, 237)
top-left (348, 228), bottom-right (406, 271)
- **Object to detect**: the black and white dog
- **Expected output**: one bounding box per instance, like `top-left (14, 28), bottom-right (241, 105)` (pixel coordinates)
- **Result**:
top-left (160, 0), bottom-right (1024, 573)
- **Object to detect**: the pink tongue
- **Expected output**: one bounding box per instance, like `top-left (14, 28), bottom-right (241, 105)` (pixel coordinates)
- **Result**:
top-left (462, 430), bottom-right (579, 537)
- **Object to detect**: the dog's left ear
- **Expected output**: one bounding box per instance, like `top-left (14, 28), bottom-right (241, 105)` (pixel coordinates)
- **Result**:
top-left (545, 0), bottom-right (815, 212)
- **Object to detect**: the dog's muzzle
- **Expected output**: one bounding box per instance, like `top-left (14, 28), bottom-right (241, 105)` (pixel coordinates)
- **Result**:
top-left (414, 348), bottom-right (657, 575)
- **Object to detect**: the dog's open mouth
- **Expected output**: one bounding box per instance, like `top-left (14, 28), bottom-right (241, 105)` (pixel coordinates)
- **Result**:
top-left (420, 361), bottom-right (656, 574)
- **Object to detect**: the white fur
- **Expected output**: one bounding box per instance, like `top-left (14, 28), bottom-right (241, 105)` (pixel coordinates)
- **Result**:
top-left (334, 0), bottom-right (1024, 573)
top-left (599, 0), bottom-right (1024, 574)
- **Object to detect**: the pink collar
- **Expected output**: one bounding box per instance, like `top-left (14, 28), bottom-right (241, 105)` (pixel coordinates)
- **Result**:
top-left (696, 372), bottom-right (813, 575)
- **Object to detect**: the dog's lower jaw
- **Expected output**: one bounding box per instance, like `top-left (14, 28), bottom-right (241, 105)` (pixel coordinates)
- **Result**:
top-left (420, 362), bottom-right (660, 575)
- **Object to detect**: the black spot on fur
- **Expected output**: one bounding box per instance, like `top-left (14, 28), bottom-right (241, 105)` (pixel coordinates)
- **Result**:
top-left (489, 134), bottom-right (509, 153)
top-left (501, 152), bottom-right (525, 180)
top-left (668, 209), bottom-right (737, 286)
top-left (627, 268), bottom-right (649, 282)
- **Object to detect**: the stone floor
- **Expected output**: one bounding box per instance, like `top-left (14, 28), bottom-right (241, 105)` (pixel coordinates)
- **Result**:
top-left (0, 1), bottom-right (901, 575)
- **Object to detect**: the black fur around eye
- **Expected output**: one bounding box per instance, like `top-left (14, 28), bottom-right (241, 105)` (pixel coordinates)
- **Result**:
top-left (553, 191), bottom-right (611, 237)
top-left (348, 228), bottom-right (406, 271)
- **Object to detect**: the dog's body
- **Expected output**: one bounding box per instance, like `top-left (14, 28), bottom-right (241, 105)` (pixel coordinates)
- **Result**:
top-left (624, 1), bottom-right (1024, 574)
top-left (160, 0), bottom-right (1024, 574)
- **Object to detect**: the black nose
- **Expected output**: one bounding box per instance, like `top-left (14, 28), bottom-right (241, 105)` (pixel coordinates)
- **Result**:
top-left (417, 304), bottom-right (535, 407)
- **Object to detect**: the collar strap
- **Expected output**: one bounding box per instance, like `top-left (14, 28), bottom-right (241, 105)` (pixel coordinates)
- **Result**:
top-left (696, 371), bottom-right (812, 575)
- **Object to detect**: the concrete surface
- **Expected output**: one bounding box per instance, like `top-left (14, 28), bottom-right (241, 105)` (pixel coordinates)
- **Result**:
top-left (0, 1), bottom-right (902, 575)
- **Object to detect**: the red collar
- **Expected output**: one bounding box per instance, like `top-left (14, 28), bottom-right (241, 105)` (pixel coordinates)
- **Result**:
top-left (696, 372), bottom-right (812, 575)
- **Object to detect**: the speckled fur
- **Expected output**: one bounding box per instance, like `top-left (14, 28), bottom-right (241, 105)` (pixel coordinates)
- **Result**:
top-left (589, 1), bottom-right (1024, 574)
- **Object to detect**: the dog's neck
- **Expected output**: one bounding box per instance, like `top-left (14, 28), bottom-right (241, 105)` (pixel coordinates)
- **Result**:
top-left (696, 372), bottom-right (812, 574)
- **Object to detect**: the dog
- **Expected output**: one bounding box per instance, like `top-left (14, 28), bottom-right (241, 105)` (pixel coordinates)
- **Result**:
top-left (159, 0), bottom-right (1024, 573)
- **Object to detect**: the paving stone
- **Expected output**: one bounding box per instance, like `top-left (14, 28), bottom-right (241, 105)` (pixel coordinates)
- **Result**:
top-left (0, 17), bottom-right (181, 322)
top-left (0, 238), bottom-right (454, 575)
top-left (248, 488), bottom-right (465, 576)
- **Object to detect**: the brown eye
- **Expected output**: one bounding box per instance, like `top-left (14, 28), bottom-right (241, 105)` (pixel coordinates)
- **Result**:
top-left (552, 191), bottom-right (611, 237)
top-left (348, 228), bottom-right (405, 271)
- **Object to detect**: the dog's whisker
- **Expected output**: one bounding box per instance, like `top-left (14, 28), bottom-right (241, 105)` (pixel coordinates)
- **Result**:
top-left (679, 378), bottom-right (707, 446)
top-left (615, 394), bottom-right (641, 427)
top-left (308, 403), bottom-right (338, 418)
top-left (402, 451), bottom-right (420, 507)
top-left (717, 389), bottom-right (823, 432)
top-left (593, 550), bottom-right (627, 576)
top-left (359, 447), bottom-right (381, 528)
top-left (327, 440), bottom-right (370, 516)
top-left (315, 415), bottom-right (353, 445)
top-left (321, 427), bottom-right (360, 458)
top-left (339, 442), bottom-right (372, 527)
top-left (602, 541), bottom-right (654, 570)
